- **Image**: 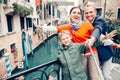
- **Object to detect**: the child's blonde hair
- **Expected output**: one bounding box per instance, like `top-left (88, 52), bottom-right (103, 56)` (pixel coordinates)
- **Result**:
top-left (58, 30), bottom-right (71, 39)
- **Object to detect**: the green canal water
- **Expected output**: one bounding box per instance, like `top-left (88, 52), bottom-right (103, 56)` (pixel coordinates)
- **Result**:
top-left (28, 34), bottom-right (58, 67)
top-left (12, 34), bottom-right (59, 80)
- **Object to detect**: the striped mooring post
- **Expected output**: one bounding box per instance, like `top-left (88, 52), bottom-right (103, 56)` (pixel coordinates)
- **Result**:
top-left (5, 56), bottom-right (11, 76)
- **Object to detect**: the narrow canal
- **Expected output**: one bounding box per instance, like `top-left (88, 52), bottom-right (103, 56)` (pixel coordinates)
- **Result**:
top-left (12, 34), bottom-right (59, 80)
top-left (28, 34), bottom-right (58, 67)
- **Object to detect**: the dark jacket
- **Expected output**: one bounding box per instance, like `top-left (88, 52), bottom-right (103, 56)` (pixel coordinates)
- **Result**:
top-left (97, 45), bottom-right (114, 62)
top-left (91, 15), bottom-right (108, 39)
top-left (52, 42), bottom-right (87, 80)
top-left (91, 15), bottom-right (114, 62)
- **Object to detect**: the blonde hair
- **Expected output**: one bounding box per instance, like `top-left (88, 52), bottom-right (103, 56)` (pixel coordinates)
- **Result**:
top-left (84, 1), bottom-right (96, 9)
top-left (86, 1), bottom-right (95, 7)
top-left (58, 30), bottom-right (71, 39)
top-left (84, 1), bottom-right (96, 12)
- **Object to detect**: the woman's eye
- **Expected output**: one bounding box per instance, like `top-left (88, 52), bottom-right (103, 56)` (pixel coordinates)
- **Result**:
top-left (78, 12), bottom-right (81, 15)
top-left (72, 11), bottom-right (81, 15)
top-left (73, 12), bottom-right (76, 14)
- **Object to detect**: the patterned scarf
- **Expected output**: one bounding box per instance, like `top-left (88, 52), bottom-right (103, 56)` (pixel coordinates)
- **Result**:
top-left (70, 20), bottom-right (82, 30)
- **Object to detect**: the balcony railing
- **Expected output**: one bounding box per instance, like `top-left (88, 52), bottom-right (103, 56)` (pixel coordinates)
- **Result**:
top-left (2, 59), bottom-right (62, 80)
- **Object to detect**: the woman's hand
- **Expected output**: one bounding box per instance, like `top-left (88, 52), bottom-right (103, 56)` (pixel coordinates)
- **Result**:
top-left (85, 36), bottom-right (96, 47)
top-left (105, 30), bottom-right (117, 39)
top-left (32, 19), bottom-right (42, 29)
top-left (112, 43), bottom-right (120, 48)
top-left (100, 30), bottom-right (117, 41)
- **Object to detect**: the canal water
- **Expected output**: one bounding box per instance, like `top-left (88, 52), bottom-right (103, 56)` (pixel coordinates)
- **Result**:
top-left (12, 34), bottom-right (59, 80)
top-left (28, 34), bottom-right (58, 67)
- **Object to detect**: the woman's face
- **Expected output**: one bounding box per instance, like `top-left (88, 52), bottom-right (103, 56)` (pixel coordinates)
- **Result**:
top-left (70, 8), bottom-right (81, 23)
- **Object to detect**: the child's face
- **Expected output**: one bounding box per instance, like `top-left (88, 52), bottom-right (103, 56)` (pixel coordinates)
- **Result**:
top-left (60, 34), bottom-right (72, 46)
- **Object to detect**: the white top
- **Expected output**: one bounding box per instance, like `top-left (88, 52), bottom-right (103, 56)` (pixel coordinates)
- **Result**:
top-left (100, 34), bottom-right (113, 46)
top-left (42, 24), bottom-right (57, 33)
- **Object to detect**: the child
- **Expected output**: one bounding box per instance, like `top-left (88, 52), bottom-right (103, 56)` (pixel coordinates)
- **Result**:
top-left (49, 30), bottom-right (88, 80)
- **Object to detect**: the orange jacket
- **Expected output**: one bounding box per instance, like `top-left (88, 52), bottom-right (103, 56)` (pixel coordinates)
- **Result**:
top-left (57, 21), bottom-right (94, 43)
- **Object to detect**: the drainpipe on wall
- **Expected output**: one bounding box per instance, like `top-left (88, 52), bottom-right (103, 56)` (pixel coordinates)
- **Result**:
top-left (51, 0), bottom-right (53, 25)
top-left (103, 0), bottom-right (107, 18)
top-left (42, 0), bottom-right (44, 20)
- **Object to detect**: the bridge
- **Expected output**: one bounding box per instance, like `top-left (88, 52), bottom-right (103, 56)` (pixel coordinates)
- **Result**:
top-left (2, 34), bottom-right (120, 80)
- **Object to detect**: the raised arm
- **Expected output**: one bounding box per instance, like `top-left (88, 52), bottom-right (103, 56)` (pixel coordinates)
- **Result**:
top-left (32, 19), bottom-right (57, 32)
top-left (100, 30), bottom-right (120, 48)
top-left (32, 19), bottom-right (42, 29)
top-left (100, 30), bottom-right (117, 41)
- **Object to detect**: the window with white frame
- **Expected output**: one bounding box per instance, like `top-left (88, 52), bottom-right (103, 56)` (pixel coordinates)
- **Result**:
top-left (20, 17), bottom-right (25, 30)
top-left (6, 15), bottom-right (13, 32)
top-left (0, 48), bottom-right (5, 58)
top-left (26, 18), bottom-right (32, 30)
